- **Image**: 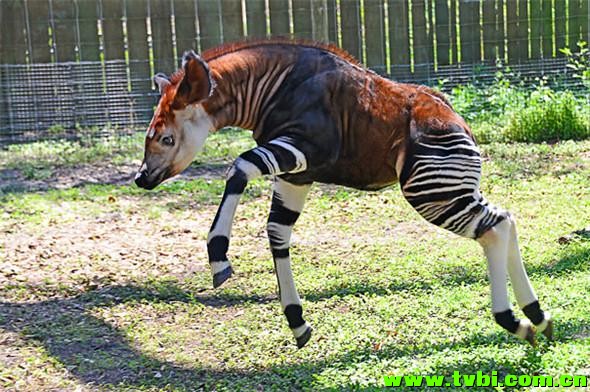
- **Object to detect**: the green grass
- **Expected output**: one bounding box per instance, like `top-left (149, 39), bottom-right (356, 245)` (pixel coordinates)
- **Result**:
top-left (1, 128), bottom-right (589, 390)
top-left (0, 128), bottom-right (254, 181)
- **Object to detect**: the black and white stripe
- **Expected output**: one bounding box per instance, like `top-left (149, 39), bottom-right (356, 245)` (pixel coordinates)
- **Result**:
top-left (398, 129), bottom-right (553, 340)
top-left (267, 178), bottom-right (312, 348)
top-left (400, 131), bottom-right (508, 239)
top-left (207, 139), bottom-right (308, 288)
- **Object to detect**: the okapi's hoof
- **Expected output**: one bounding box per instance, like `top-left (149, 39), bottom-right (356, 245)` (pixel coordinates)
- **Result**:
top-left (212, 266), bottom-right (233, 288)
top-left (541, 319), bottom-right (554, 341)
top-left (296, 326), bottom-right (312, 349)
top-left (524, 325), bottom-right (537, 347)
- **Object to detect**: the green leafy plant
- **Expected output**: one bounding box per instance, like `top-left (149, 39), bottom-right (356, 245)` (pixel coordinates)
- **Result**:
top-left (504, 87), bottom-right (589, 143)
top-left (560, 41), bottom-right (590, 88)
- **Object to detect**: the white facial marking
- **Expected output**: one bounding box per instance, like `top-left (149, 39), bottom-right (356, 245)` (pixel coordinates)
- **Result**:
top-left (173, 104), bottom-right (214, 171)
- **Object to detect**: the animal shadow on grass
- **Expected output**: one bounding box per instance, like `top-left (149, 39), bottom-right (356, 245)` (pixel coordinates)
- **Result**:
top-left (0, 245), bottom-right (588, 390)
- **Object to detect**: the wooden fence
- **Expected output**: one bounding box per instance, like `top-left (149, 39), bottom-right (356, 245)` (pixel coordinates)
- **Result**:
top-left (0, 0), bottom-right (588, 142)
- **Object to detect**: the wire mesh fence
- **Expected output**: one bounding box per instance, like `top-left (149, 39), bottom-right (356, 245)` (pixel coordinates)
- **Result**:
top-left (0, 61), bottom-right (158, 144)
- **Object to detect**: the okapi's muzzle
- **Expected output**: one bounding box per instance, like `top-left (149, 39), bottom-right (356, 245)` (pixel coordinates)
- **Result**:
top-left (134, 163), bottom-right (169, 190)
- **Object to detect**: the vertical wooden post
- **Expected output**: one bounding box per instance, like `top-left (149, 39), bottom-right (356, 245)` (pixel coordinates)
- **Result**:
top-left (52, 0), bottom-right (78, 62)
top-left (269, 0), bottom-right (291, 36)
top-left (77, 0), bottom-right (100, 61)
top-left (435, 0), bottom-right (452, 66)
top-left (554, 0), bottom-right (566, 55)
top-left (568, 0), bottom-right (584, 48)
top-left (73, 0), bottom-right (100, 130)
top-left (582, 0), bottom-right (589, 45)
top-left (197, 0), bottom-right (223, 49)
top-left (174, 0), bottom-right (198, 58)
top-left (0, 0), bottom-right (28, 140)
top-left (245, 0), bottom-right (267, 38)
top-left (581, 0), bottom-right (590, 46)
top-left (541, 0), bottom-right (553, 57)
top-left (530, 0), bottom-right (544, 59)
top-left (0, 0), bottom-right (28, 64)
top-left (28, 0), bottom-right (52, 63)
top-left (412, 0), bottom-right (433, 81)
top-left (459, 0), bottom-right (481, 64)
top-left (517, 0), bottom-right (528, 60)
top-left (450, 0), bottom-right (459, 63)
top-left (221, 0), bottom-right (245, 42)
top-left (389, 0), bottom-right (411, 80)
top-left (326, 0), bottom-right (337, 42)
top-left (126, 0), bottom-right (153, 127)
top-left (340, 0), bottom-right (361, 60)
top-left (292, 0), bottom-right (312, 39)
top-left (311, 0), bottom-right (329, 41)
top-left (101, 0), bottom-right (125, 60)
top-left (101, 0), bottom-right (128, 128)
top-left (150, 0), bottom-right (175, 71)
top-left (364, 0), bottom-right (386, 73)
top-left (506, 0), bottom-right (519, 62)
top-left (482, 0), bottom-right (497, 61)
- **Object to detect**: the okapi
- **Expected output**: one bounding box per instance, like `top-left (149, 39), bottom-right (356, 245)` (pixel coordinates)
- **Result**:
top-left (135, 39), bottom-right (552, 349)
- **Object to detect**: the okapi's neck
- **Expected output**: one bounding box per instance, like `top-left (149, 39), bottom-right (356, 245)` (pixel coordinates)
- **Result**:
top-left (202, 50), bottom-right (295, 137)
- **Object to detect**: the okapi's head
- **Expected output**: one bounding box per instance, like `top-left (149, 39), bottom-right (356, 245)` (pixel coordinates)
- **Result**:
top-left (135, 51), bottom-right (215, 190)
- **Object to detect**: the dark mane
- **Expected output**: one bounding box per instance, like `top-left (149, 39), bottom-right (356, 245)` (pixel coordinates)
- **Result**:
top-left (201, 38), bottom-right (362, 66)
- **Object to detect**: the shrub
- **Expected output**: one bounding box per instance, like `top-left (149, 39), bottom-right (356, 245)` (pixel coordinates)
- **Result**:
top-left (504, 88), bottom-right (590, 143)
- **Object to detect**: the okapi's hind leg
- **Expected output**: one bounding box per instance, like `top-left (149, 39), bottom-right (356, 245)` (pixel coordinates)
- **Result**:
top-left (400, 129), bottom-right (551, 345)
top-left (268, 178), bottom-right (312, 348)
top-left (478, 218), bottom-right (536, 345)
top-left (506, 218), bottom-right (553, 340)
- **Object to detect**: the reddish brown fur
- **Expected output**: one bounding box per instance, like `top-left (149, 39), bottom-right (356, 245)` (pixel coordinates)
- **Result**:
top-left (200, 38), bottom-right (362, 66)
top-left (148, 39), bottom-right (361, 135)
top-left (146, 38), bottom-right (470, 189)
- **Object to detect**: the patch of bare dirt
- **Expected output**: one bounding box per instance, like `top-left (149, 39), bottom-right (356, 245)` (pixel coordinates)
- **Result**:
top-left (0, 203), bottom-right (218, 300)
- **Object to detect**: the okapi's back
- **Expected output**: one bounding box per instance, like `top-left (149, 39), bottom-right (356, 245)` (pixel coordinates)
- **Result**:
top-left (260, 46), bottom-right (470, 190)
top-left (205, 41), bottom-right (473, 190)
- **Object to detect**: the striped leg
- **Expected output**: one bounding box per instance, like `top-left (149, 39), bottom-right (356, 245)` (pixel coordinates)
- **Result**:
top-left (208, 137), bottom-right (307, 288)
top-left (267, 178), bottom-right (312, 348)
top-left (400, 130), bottom-right (548, 344)
top-left (506, 217), bottom-right (553, 340)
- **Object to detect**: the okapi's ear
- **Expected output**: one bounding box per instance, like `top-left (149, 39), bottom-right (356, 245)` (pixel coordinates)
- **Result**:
top-left (153, 73), bottom-right (171, 94)
top-left (173, 50), bottom-right (214, 108)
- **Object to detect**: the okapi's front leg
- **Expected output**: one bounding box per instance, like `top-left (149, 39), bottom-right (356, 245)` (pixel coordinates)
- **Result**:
top-left (267, 178), bottom-right (312, 348)
top-left (207, 137), bottom-right (308, 288)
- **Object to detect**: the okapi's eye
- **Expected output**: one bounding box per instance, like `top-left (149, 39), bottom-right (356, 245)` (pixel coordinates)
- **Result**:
top-left (161, 135), bottom-right (174, 146)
